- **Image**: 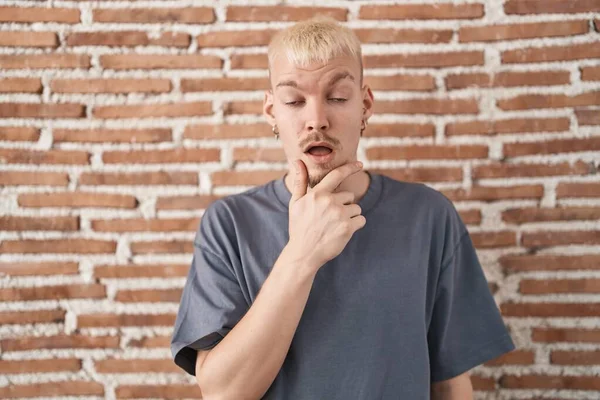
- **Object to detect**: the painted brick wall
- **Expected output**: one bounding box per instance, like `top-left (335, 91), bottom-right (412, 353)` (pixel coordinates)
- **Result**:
top-left (0, 0), bottom-right (599, 398)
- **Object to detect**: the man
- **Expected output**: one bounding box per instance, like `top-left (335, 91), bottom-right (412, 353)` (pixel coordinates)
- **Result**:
top-left (171, 16), bottom-right (515, 399)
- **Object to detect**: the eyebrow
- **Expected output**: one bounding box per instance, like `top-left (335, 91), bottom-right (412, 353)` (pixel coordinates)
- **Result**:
top-left (275, 71), bottom-right (355, 90)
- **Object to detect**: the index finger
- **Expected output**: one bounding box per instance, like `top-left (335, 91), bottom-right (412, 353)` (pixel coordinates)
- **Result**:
top-left (314, 161), bottom-right (363, 193)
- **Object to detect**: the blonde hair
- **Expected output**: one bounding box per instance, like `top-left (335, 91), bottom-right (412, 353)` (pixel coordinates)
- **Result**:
top-left (268, 16), bottom-right (363, 84)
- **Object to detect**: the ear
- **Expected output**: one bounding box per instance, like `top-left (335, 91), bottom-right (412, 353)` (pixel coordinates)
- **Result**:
top-left (361, 85), bottom-right (374, 121)
top-left (263, 89), bottom-right (276, 126)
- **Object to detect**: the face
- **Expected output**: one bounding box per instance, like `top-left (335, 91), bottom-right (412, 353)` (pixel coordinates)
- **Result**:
top-left (264, 53), bottom-right (374, 188)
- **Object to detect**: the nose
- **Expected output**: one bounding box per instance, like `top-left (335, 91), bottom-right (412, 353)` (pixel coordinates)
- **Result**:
top-left (305, 100), bottom-right (329, 132)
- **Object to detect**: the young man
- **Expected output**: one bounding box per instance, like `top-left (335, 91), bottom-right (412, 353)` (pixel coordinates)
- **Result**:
top-left (171, 17), bottom-right (515, 399)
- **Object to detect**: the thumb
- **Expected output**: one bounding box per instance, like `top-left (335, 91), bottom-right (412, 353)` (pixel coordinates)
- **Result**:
top-left (290, 160), bottom-right (308, 205)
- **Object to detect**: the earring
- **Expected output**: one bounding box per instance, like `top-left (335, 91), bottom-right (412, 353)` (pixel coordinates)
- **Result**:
top-left (360, 119), bottom-right (367, 137)
top-left (272, 125), bottom-right (279, 140)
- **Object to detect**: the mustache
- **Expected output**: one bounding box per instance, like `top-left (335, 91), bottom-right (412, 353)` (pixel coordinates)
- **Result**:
top-left (300, 131), bottom-right (340, 149)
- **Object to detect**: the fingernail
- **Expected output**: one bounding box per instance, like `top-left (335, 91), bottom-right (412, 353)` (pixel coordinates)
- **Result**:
top-left (356, 161), bottom-right (363, 168)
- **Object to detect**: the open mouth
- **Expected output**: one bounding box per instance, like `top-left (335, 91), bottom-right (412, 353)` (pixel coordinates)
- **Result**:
top-left (304, 142), bottom-right (334, 156)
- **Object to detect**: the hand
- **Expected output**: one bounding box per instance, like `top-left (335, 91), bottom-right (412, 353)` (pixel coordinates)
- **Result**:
top-left (286, 160), bottom-right (367, 273)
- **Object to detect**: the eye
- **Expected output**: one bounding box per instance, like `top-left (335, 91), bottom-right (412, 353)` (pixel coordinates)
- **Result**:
top-left (329, 98), bottom-right (347, 103)
top-left (285, 100), bottom-right (304, 107)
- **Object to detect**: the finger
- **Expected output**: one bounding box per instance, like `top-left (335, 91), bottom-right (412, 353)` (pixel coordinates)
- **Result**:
top-left (290, 159), bottom-right (308, 205)
top-left (332, 191), bottom-right (355, 205)
top-left (349, 215), bottom-right (367, 232)
top-left (315, 161), bottom-right (363, 193)
top-left (343, 204), bottom-right (362, 219)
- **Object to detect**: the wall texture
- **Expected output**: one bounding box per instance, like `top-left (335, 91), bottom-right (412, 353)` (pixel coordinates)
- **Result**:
top-left (0, 0), bottom-right (599, 398)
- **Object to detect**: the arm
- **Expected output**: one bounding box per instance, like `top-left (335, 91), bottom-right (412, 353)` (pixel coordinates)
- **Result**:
top-left (430, 372), bottom-right (473, 400)
top-left (195, 245), bottom-right (317, 400)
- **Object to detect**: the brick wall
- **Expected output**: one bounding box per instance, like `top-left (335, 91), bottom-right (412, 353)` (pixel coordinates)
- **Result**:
top-left (0, 0), bottom-right (599, 398)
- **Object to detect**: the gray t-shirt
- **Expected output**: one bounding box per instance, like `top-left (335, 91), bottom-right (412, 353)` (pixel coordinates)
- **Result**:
top-left (171, 171), bottom-right (515, 399)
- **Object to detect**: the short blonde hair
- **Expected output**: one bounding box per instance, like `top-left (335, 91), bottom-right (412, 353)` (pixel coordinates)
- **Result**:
top-left (268, 16), bottom-right (363, 84)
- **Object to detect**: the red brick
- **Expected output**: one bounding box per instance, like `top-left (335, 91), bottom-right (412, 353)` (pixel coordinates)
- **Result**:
top-left (502, 206), bottom-right (600, 224)
top-left (576, 108), bottom-right (600, 125)
top-left (459, 21), bottom-right (588, 42)
top-left (359, 4), bottom-right (484, 20)
top-left (0, 127), bottom-right (40, 141)
top-left (505, 0), bottom-right (600, 14)
top-left (100, 54), bottom-right (222, 70)
top-left (0, 284), bottom-right (105, 301)
top-left (0, 359), bottom-right (81, 373)
top-left (522, 230), bottom-right (600, 247)
top-left (0, 7), bottom-right (80, 23)
top-left (445, 117), bottom-right (570, 136)
top-left (373, 168), bottom-right (463, 183)
top-left (0, 382), bottom-right (104, 398)
top-left (103, 148), bottom-right (219, 164)
top-left (198, 29), bottom-right (276, 47)
top-left (1, 334), bottom-right (119, 351)
top-left (0, 171), bottom-right (69, 186)
top-left (355, 29), bottom-right (452, 44)
top-left (501, 302), bottom-right (600, 317)
top-left (367, 144), bottom-right (487, 160)
top-left (498, 91), bottom-right (600, 111)
top-left (212, 170), bottom-right (285, 187)
top-left (0, 310), bottom-right (66, 325)
top-left (366, 75), bottom-right (436, 91)
top-left (376, 98), bottom-right (479, 115)
top-left (551, 351), bottom-right (600, 365)
top-left (504, 137), bottom-right (600, 157)
top-left (18, 192), bottom-right (137, 209)
top-left (94, 7), bottom-right (214, 24)
top-left (521, 279), bottom-right (600, 294)
top-left (0, 216), bottom-right (79, 231)
top-left (156, 195), bottom-right (221, 210)
top-left (51, 78), bottom-right (171, 94)
top-left (365, 51), bottom-right (484, 68)
top-left (227, 6), bottom-right (346, 21)
top-left (93, 102), bottom-right (211, 119)
top-left (0, 239), bottom-right (116, 254)
top-left (96, 358), bottom-right (180, 373)
top-left (115, 289), bottom-right (182, 303)
top-left (116, 385), bottom-right (201, 399)
top-left (473, 161), bottom-right (591, 179)
top-left (501, 254), bottom-right (600, 273)
top-left (365, 123), bottom-right (435, 138)
top-left (185, 123), bottom-right (271, 139)
top-left (92, 218), bottom-right (199, 232)
top-left (130, 241), bottom-right (193, 255)
top-left (79, 171), bottom-right (197, 186)
top-left (223, 100), bottom-right (263, 115)
top-left (78, 313), bottom-right (176, 328)
top-left (581, 66), bottom-right (600, 81)
top-left (234, 147), bottom-right (286, 163)
top-left (502, 42), bottom-right (600, 64)
top-left (0, 78), bottom-right (42, 93)
top-left (95, 264), bottom-right (188, 278)
top-left (147, 32), bottom-right (190, 48)
top-left (67, 31), bottom-right (147, 46)
top-left (459, 209), bottom-right (482, 225)
top-left (557, 182), bottom-right (600, 198)
top-left (442, 185), bottom-right (544, 201)
top-left (470, 231), bottom-right (516, 248)
top-left (230, 54), bottom-right (267, 69)
top-left (181, 77), bottom-right (269, 92)
top-left (500, 374), bottom-right (600, 390)
top-left (0, 262), bottom-right (79, 277)
top-left (0, 54), bottom-right (90, 69)
top-left (0, 103), bottom-right (85, 118)
top-left (485, 350), bottom-right (535, 366)
top-left (0, 148), bottom-right (89, 165)
top-left (54, 128), bottom-right (171, 143)
top-left (533, 328), bottom-right (600, 343)
top-left (0, 31), bottom-right (58, 47)
top-left (445, 71), bottom-right (570, 90)
top-left (471, 376), bottom-right (496, 391)
top-left (128, 336), bottom-right (170, 348)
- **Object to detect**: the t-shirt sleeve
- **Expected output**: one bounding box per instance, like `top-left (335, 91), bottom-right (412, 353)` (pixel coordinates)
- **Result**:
top-left (427, 230), bottom-right (515, 382)
top-left (170, 204), bottom-right (248, 376)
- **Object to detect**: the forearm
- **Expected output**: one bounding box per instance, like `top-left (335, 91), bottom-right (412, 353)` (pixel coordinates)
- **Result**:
top-left (197, 245), bottom-right (317, 400)
top-left (431, 373), bottom-right (473, 400)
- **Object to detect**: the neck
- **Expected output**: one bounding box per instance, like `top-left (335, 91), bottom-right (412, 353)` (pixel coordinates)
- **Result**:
top-left (284, 168), bottom-right (371, 204)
